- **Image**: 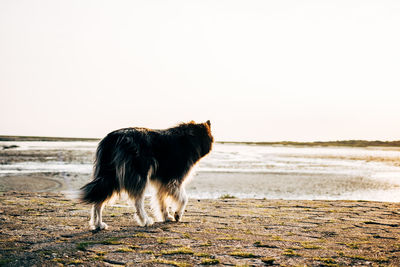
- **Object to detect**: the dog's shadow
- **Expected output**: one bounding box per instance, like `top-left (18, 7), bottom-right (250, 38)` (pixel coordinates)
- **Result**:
top-left (29, 221), bottom-right (176, 261)
top-left (44, 221), bottom-right (180, 254)
top-left (90, 220), bottom-right (176, 234)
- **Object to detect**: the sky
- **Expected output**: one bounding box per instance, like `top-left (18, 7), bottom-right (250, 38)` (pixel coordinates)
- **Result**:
top-left (1, 0), bottom-right (399, 142)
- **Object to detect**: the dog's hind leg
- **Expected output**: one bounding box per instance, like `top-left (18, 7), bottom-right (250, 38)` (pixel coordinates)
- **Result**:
top-left (125, 167), bottom-right (154, 227)
top-left (171, 186), bottom-right (188, 222)
top-left (90, 201), bottom-right (108, 230)
top-left (134, 192), bottom-right (154, 226)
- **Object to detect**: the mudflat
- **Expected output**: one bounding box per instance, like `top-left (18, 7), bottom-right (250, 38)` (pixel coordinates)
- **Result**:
top-left (1, 192), bottom-right (399, 266)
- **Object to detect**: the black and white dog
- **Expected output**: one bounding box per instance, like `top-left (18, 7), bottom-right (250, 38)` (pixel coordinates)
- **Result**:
top-left (81, 121), bottom-right (213, 230)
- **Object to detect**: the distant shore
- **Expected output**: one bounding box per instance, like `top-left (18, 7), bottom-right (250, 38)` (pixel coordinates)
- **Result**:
top-left (1, 135), bottom-right (400, 147)
top-left (0, 135), bottom-right (100, 142)
top-left (219, 140), bottom-right (400, 148)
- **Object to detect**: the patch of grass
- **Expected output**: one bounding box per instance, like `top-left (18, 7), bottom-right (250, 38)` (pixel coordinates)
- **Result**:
top-left (314, 257), bottom-right (337, 266)
top-left (219, 194), bottom-right (236, 199)
top-left (150, 259), bottom-right (190, 267)
top-left (337, 242), bottom-right (360, 249)
top-left (39, 250), bottom-right (55, 256)
top-left (201, 258), bottom-right (220, 265)
top-left (283, 249), bottom-right (301, 257)
top-left (67, 259), bottom-right (84, 264)
top-left (270, 235), bottom-right (283, 241)
top-left (261, 257), bottom-right (275, 265)
top-left (157, 237), bottom-right (168, 244)
top-left (392, 244), bottom-right (400, 251)
top-left (76, 242), bottom-right (92, 251)
top-left (140, 250), bottom-right (155, 254)
top-left (243, 229), bottom-right (253, 234)
top-left (345, 242), bottom-right (360, 249)
top-left (217, 236), bottom-right (242, 241)
top-left (135, 233), bottom-right (150, 238)
top-left (182, 233), bottom-right (191, 239)
top-left (200, 241), bottom-right (212, 247)
top-left (344, 241), bottom-right (371, 249)
top-left (161, 247), bottom-right (194, 255)
top-left (91, 255), bottom-right (105, 261)
top-left (116, 247), bottom-right (135, 252)
top-left (100, 237), bottom-right (122, 245)
top-left (287, 246), bottom-right (302, 250)
top-left (195, 252), bottom-right (210, 257)
top-left (76, 237), bottom-right (122, 251)
top-left (301, 242), bottom-right (322, 249)
top-left (230, 251), bottom-right (257, 258)
top-left (336, 250), bottom-right (345, 257)
top-left (51, 258), bottom-right (65, 263)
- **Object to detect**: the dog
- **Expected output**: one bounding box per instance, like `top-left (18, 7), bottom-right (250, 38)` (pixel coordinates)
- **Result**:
top-left (80, 120), bottom-right (213, 230)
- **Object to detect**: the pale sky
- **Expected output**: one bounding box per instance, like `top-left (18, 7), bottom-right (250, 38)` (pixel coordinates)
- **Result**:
top-left (1, 0), bottom-right (399, 141)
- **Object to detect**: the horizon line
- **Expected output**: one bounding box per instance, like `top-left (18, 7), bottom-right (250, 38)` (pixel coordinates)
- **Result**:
top-left (1, 135), bottom-right (400, 147)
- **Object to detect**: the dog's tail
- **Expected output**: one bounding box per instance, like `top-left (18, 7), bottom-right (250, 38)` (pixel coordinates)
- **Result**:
top-left (80, 176), bottom-right (114, 204)
top-left (80, 138), bottom-right (115, 204)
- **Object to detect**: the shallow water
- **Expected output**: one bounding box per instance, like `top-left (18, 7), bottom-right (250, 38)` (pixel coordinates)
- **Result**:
top-left (1, 141), bottom-right (400, 201)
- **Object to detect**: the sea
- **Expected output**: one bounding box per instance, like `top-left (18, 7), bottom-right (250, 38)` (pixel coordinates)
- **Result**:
top-left (1, 141), bottom-right (400, 201)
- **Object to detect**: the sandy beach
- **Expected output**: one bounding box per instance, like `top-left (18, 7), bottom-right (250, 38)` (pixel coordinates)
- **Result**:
top-left (1, 191), bottom-right (400, 266)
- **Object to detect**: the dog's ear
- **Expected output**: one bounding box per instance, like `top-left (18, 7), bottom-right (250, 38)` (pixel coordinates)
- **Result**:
top-left (205, 120), bottom-right (211, 127)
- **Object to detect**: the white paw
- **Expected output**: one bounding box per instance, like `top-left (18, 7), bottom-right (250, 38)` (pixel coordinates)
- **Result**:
top-left (98, 222), bottom-right (109, 230)
top-left (164, 214), bottom-right (175, 222)
top-left (143, 217), bottom-right (154, 227)
top-left (91, 222), bottom-right (108, 231)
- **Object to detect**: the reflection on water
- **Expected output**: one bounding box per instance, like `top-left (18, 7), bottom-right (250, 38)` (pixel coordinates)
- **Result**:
top-left (201, 144), bottom-right (400, 183)
top-left (1, 141), bottom-right (400, 201)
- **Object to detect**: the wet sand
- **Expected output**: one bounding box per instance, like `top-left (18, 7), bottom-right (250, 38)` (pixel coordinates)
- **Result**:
top-left (0, 145), bottom-right (93, 192)
top-left (1, 192), bottom-right (400, 266)
top-left (1, 143), bottom-right (399, 200)
top-left (0, 172), bottom-right (88, 193)
top-left (1, 170), bottom-right (396, 202)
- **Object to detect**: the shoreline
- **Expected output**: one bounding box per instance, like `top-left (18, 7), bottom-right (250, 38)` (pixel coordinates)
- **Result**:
top-left (1, 172), bottom-right (400, 202)
top-left (1, 191), bottom-right (399, 266)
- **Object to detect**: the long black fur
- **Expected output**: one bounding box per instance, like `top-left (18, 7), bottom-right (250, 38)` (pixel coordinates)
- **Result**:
top-left (81, 121), bottom-right (214, 205)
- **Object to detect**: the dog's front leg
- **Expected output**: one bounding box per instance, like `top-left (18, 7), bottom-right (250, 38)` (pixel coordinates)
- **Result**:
top-left (172, 187), bottom-right (188, 222)
top-left (156, 191), bottom-right (174, 222)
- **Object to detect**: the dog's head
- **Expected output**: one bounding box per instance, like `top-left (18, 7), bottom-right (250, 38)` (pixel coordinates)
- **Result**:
top-left (183, 120), bottom-right (214, 157)
top-left (201, 120), bottom-right (214, 156)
